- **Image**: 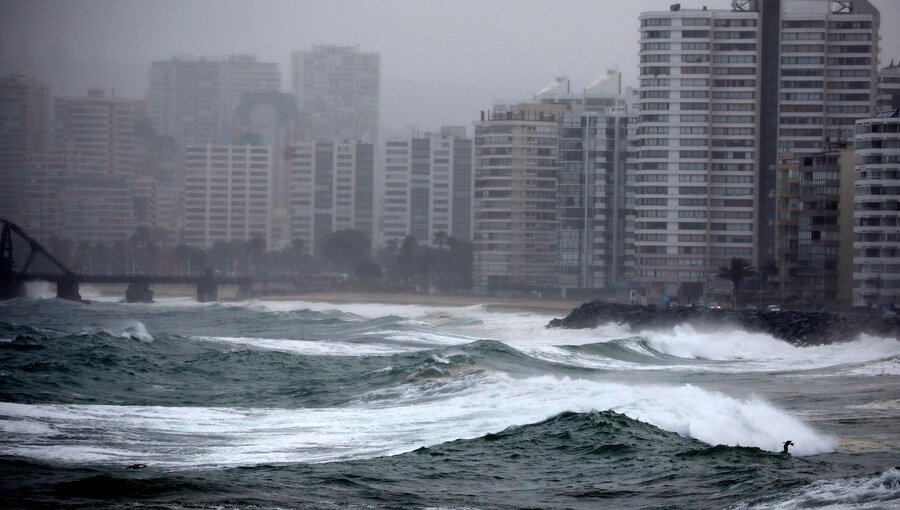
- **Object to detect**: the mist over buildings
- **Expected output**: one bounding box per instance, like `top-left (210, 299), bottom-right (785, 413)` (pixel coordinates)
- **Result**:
top-left (1, 0), bottom-right (900, 309)
top-left (5, 0), bottom-right (892, 131)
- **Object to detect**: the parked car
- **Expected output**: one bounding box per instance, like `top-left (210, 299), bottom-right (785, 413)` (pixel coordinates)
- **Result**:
top-left (767, 304), bottom-right (781, 312)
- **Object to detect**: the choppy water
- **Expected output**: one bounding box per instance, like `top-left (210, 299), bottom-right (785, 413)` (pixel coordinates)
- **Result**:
top-left (1, 292), bottom-right (899, 509)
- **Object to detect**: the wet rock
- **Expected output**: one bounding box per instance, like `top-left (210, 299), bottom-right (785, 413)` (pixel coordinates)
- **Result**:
top-left (547, 301), bottom-right (899, 345)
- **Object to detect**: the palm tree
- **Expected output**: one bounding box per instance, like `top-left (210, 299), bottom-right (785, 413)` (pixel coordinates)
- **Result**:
top-left (716, 257), bottom-right (757, 308)
top-left (432, 230), bottom-right (448, 249)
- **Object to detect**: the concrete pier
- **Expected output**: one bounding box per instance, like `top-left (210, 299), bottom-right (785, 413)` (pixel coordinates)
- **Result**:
top-left (125, 282), bottom-right (154, 303)
top-left (196, 270), bottom-right (218, 302)
top-left (56, 278), bottom-right (82, 301)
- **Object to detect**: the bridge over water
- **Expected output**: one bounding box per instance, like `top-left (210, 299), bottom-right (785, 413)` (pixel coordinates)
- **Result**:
top-left (1, 219), bottom-right (251, 302)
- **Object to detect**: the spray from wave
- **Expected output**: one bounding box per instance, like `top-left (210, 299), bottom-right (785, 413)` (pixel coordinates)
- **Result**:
top-left (23, 281), bottom-right (54, 299)
top-left (117, 322), bottom-right (153, 343)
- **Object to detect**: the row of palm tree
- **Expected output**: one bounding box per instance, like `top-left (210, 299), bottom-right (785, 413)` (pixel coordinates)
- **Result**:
top-left (715, 257), bottom-right (783, 308)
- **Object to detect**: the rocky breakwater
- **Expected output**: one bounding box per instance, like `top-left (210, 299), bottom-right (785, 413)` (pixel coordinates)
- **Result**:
top-left (547, 301), bottom-right (900, 345)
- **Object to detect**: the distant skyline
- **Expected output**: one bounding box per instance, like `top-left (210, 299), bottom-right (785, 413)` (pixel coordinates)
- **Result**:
top-left (2, 0), bottom-right (899, 132)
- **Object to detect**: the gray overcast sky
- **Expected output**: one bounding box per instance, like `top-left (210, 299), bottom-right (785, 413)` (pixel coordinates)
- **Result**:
top-left (1, 0), bottom-right (898, 132)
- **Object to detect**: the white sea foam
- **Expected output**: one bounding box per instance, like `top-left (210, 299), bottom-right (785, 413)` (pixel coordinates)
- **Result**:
top-left (514, 323), bottom-right (900, 374)
top-left (734, 468), bottom-right (900, 509)
top-left (841, 357), bottom-right (900, 376)
top-left (122, 297), bottom-right (900, 375)
top-left (79, 285), bottom-right (118, 302)
top-left (0, 374), bottom-right (834, 468)
top-left (636, 326), bottom-right (900, 371)
top-left (238, 299), bottom-right (488, 321)
top-left (194, 335), bottom-right (424, 356)
top-left (516, 344), bottom-right (647, 371)
top-left (0, 418), bottom-right (55, 435)
top-left (369, 329), bottom-right (480, 347)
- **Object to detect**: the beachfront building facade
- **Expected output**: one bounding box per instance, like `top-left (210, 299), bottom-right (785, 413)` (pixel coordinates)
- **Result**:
top-left (634, 0), bottom-right (880, 302)
top-left (52, 88), bottom-right (141, 177)
top-left (288, 141), bottom-right (376, 255)
top-left (797, 145), bottom-right (857, 307)
top-left (853, 110), bottom-right (900, 308)
top-left (557, 108), bottom-right (634, 291)
top-left (183, 144), bottom-right (273, 249)
top-left (472, 105), bottom-right (562, 290)
top-left (775, 0), bottom-right (880, 154)
top-left (635, 4), bottom-right (761, 301)
top-left (379, 127), bottom-right (473, 247)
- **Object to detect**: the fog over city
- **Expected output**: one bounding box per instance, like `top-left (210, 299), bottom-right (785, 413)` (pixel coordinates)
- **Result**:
top-left (3, 0), bottom-right (896, 131)
top-left (3, 1), bottom-right (900, 508)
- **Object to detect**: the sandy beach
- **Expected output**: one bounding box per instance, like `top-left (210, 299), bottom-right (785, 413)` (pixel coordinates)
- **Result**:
top-left (270, 291), bottom-right (586, 315)
top-left (78, 282), bottom-right (585, 316)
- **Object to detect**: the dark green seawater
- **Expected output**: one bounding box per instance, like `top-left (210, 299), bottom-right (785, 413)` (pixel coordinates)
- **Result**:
top-left (1, 293), bottom-right (898, 509)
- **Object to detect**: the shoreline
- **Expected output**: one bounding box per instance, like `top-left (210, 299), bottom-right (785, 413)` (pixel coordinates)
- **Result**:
top-left (77, 283), bottom-right (584, 315)
top-left (255, 291), bottom-right (585, 315)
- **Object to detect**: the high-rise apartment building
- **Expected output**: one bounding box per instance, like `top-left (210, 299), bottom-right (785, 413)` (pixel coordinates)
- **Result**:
top-left (473, 105), bottom-right (562, 290)
top-left (635, 0), bottom-right (879, 301)
top-left (636, 5), bottom-right (760, 300)
top-left (853, 110), bottom-right (900, 308)
top-left (148, 55), bottom-right (281, 145)
top-left (762, 0), bottom-right (879, 278)
top-left (379, 127), bottom-right (473, 247)
top-left (775, 0), bottom-right (879, 153)
top-left (291, 45), bottom-right (380, 143)
top-left (0, 74), bottom-right (49, 171)
top-left (473, 73), bottom-right (637, 293)
top-left (558, 109), bottom-right (634, 290)
top-left (774, 145), bottom-right (857, 307)
top-left (878, 61), bottom-right (900, 111)
top-left (183, 145), bottom-right (273, 249)
top-left (52, 89), bottom-right (141, 176)
top-left (549, 72), bottom-right (636, 292)
top-left (0, 152), bottom-right (142, 244)
top-left (288, 141), bottom-right (375, 254)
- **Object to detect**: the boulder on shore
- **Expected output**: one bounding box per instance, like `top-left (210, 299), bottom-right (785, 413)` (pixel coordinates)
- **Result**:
top-left (547, 301), bottom-right (899, 346)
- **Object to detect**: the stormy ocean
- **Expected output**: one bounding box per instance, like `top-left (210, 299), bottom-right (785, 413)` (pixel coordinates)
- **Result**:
top-left (1, 289), bottom-right (899, 509)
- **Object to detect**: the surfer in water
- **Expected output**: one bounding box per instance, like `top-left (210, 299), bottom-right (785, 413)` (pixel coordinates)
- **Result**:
top-left (782, 440), bottom-right (794, 454)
